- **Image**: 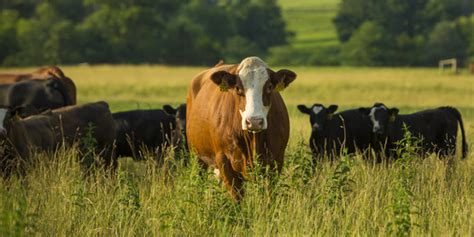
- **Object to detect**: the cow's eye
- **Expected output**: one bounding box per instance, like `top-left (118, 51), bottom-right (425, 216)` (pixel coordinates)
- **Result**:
top-left (266, 84), bottom-right (273, 94)
top-left (236, 86), bottom-right (244, 96)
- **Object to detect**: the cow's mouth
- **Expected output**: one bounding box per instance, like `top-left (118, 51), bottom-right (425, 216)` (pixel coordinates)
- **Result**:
top-left (248, 129), bottom-right (263, 134)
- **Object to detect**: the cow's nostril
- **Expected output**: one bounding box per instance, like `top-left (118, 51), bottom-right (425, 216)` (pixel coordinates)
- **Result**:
top-left (246, 119), bottom-right (252, 126)
top-left (246, 117), bottom-right (264, 130)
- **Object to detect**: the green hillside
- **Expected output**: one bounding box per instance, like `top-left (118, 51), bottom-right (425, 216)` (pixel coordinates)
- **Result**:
top-left (278, 0), bottom-right (340, 49)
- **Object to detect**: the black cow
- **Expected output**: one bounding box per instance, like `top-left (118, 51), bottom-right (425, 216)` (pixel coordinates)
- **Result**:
top-left (113, 109), bottom-right (176, 159)
top-left (163, 104), bottom-right (187, 150)
top-left (0, 102), bottom-right (116, 176)
top-left (0, 79), bottom-right (72, 117)
top-left (298, 103), bottom-right (372, 160)
top-left (359, 103), bottom-right (468, 160)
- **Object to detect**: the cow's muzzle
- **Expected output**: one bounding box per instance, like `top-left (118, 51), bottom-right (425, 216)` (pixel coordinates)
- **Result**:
top-left (245, 116), bottom-right (265, 133)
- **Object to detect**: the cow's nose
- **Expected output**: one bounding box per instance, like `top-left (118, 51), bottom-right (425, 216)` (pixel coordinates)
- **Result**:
top-left (246, 117), bottom-right (264, 131)
top-left (312, 124), bottom-right (321, 132)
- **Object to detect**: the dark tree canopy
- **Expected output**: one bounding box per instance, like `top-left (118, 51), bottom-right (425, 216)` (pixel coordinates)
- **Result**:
top-left (334, 0), bottom-right (474, 66)
top-left (0, 0), bottom-right (290, 66)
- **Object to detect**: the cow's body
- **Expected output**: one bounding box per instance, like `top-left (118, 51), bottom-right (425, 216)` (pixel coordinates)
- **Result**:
top-left (0, 79), bottom-right (73, 116)
top-left (113, 109), bottom-right (176, 159)
top-left (186, 57), bottom-right (296, 201)
top-left (1, 101), bottom-right (116, 175)
top-left (0, 66), bottom-right (76, 105)
top-left (360, 103), bottom-right (468, 160)
top-left (298, 104), bottom-right (372, 160)
top-left (163, 104), bottom-right (188, 150)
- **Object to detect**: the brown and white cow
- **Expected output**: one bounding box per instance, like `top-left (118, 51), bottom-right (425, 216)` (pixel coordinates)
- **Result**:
top-left (0, 101), bottom-right (116, 176)
top-left (186, 57), bottom-right (296, 201)
top-left (0, 66), bottom-right (76, 104)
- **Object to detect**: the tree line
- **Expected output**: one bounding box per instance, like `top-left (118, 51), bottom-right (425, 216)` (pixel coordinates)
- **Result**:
top-left (334, 0), bottom-right (474, 66)
top-left (0, 0), bottom-right (289, 66)
top-left (0, 0), bottom-right (472, 67)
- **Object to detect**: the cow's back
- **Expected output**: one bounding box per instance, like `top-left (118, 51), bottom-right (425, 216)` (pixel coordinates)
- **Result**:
top-left (186, 65), bottom-right (235, 161)
top-left (393, 108), bottom-right (457, 145)
top-left (53, 101), bottom-right (116, 147)
top-left (7, 115), bottom-right (58, 159)
top-left (113, 109), bottom-right (176, 157)
top-left (339, 109), bottom-right (372, 151)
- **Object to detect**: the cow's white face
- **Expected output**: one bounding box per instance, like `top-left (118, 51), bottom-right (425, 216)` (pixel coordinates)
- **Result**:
top-left (369, 104), bottom-right (391, 135)
top-left (312, 106), bottom-right (323, 115)
top-left (0, 108), bottom-right (8, 134)
top-left (210, 56), bottom-right (297, 133)
top-left (238, 57), bottom-right (270, 132)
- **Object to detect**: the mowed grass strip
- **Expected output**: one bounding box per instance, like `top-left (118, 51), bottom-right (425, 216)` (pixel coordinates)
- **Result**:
top-left (278, 0), bottom-right (341, 48)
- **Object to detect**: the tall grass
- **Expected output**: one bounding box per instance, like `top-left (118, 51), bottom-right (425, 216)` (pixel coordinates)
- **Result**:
top-left (0, 141), bottom-right (471, 236)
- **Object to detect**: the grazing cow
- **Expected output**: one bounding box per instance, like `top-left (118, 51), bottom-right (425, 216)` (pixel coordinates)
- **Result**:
top-left (0, 101), bottom-right (116, 175)
top-left (0, 66), bottom-right (76, 104)
top-left (113, 109), bottom-right (176, 159)
top-left (163, 104), bottom-right (187, 150)
top-left (0, 79), bottom-right (73, 117)
top-left (298, 104), bottom-right (372, 160)
top-left (470, 63), bottom-right (474, 74)
top-left (359, 103), bottom-right (468, 160)
top-left (186, 56), bottom-right (296, 201)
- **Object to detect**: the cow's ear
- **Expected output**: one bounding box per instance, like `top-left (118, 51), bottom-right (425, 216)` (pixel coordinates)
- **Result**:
top-left (388, 108), bottom-right (399, 122)
top-left (327, 105), bottom-right (338, 120)
top-left (210, 71), bottom-right (237, 92)
top-left (214, 59), bottom-right (225, 67)
top-left (269, 69), bottom-right (296, 92)
top-left (11, 106), bottom-right (38, 118)
top-left (3, 106), bottom-right (17, 122)
top-left (328, 105), bottom-right (338, 114)
top-left (358, 107), bottom-right (370, 115)
top-left (297, 104), bottom-right (311, 114)
top-left (163, 105), bottom-right (177, 115)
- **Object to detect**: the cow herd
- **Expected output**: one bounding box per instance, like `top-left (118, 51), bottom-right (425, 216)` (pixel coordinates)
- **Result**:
top-left (298, 102), bottom-right (468, 162)
top-left (0, 57), bottom-right (469, 201)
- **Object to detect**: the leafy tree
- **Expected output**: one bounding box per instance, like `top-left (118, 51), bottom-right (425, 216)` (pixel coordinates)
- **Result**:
top-left (222, 36), bottom-right (260, 63)
top-left (0, 0), bottom-right (290, 66)
top-left (0, 10), bottom-right (19, 64)
top-left (424, 21), bottom-right (468, 65)
top-left (334, 0), bottom-right (473, 66)
top-left (457, 15), bottom-right (474, 62)
top-left (231, 0), bottom-right (290, 52)
top-left (340, 21), bottom-right (387, 66)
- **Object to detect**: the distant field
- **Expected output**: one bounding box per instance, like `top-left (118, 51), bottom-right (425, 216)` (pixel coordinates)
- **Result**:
top-left (2, 65), bottom-right (472, 143)
top-left (0, 65), bottom-right (473, 235)
top-left (278, 0), bottom-right (340, 49)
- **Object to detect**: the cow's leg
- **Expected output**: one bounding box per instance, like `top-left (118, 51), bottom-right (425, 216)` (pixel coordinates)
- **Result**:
top-left (102, 145), bottom-right (118, 172)
top-left (216, 153), bottom-right (244, 201)
top-left (438, 134), bottom-right (456, 159)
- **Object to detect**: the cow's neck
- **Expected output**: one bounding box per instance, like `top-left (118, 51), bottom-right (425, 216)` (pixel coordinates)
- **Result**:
top-left (224, 91), bottom-right (272, 165)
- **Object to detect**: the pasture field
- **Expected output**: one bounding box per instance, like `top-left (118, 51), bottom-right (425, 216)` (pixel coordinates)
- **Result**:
top-left (0, 65), bottom-right (473, 236)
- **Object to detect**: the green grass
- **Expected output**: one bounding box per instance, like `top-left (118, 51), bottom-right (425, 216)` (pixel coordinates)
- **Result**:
top-left (278, 0), bottom-right (341, 49)
top-left (0, 65), bottom-right (473, 235)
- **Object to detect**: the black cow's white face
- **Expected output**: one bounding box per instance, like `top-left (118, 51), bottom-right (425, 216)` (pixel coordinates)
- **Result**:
top-left (369, 105), bottom-right (387, 134)
top-left (210, 57), bottom-right (296, 133)
top-left (297, 104), bottom-right (338, 132)
top-left (360, 103), bottom-right (399, 135)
